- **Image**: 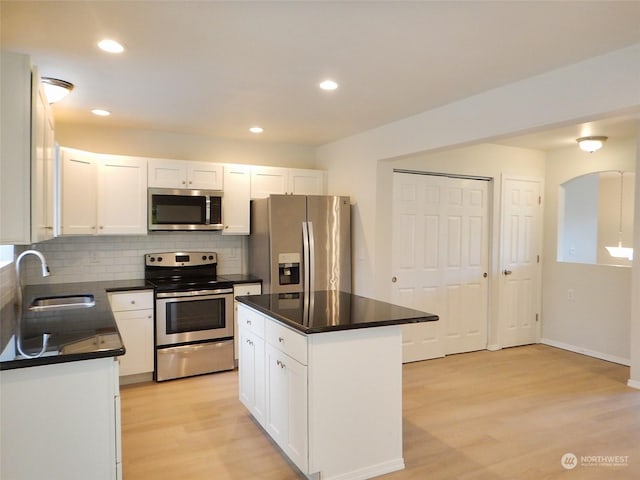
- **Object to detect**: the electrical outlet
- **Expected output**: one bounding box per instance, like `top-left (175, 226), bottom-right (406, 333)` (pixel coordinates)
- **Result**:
top-left (567, 288), bottom-right (575, 301)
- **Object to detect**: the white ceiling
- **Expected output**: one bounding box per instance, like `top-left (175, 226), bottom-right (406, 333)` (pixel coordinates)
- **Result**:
top-left (2, 1), bottom-right (640, 147)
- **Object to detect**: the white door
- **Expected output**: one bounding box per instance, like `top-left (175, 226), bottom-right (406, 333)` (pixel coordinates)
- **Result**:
top-left (392, 172), bottom-right (490, 362)
top-left (500, 177), bottom-right (542, 347)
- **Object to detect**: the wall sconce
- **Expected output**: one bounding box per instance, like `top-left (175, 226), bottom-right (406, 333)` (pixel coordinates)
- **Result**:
top-left (41, 77), bottom-right (74, 104)
top-left (576, 136), bottom-right (607, 153)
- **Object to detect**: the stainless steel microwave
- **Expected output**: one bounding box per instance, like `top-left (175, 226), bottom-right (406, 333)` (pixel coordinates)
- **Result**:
top-left (148, 188), bottom-right (223, 231)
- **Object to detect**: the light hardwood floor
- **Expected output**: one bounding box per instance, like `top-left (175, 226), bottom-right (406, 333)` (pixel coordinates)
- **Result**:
top-left (121, 345), bottom-right (640, 480)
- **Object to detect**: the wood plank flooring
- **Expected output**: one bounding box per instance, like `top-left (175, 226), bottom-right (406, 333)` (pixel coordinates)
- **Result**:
top-left (121, 345), bottom-right (640, 479)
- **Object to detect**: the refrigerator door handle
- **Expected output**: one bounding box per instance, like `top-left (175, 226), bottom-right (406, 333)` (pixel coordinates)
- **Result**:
top-left (302, 221), bottom-right (310, 292)
top-left (307, 221), bottom-right (315, 293)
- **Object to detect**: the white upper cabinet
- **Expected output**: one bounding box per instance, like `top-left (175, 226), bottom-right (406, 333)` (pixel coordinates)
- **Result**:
top-left (148, 158), bottom-right (223, 190)
top-left (97, 155), bottom-right (148, 235)
top-left (250, 166), bottom-right (326, 199)
top-left (0, 52), bottom-right (56, 245)
top-left (31, 69), bottom-right (56, 243)
top-left (60, 147), bottom-right (148, 236)
top-left (60, 148), bottom-right (98, 235)
top-left (222, 164), bottom-right (251, 235)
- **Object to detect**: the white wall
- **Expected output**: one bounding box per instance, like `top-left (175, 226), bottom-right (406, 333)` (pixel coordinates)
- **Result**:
top-left (630, 125), bottom-right (640, 387)
top-left (316, 43), bottom-right (640, 379)
top-left (55, 123), bottom-right (318, 168)
top-left (542, 138), bottom-right (636, 364)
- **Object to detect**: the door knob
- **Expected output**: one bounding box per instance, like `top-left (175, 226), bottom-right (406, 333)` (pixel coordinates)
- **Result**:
top-left (391, 276), bottom-right (397, 283)
top-left (503, 269), bottom-right (513, 276)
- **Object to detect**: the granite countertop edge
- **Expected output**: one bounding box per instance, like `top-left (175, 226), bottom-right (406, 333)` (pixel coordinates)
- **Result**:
top-left (236, 292), bottom-right (439, 335)
top-left (0, 279), bottom-right (152, 371)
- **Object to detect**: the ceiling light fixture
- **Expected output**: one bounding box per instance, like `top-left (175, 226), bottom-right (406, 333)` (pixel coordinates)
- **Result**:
top-left (576, 136), bottom-right (607, 153)
top-left (605, 171), bottom-right (634, 261)
top-left (91, 109), bottom-right (111, 117)
top-left (319, 79), bottom-right (338, 91)
top-left (249, 126), bottom-right (264, 134)
top-left (41, 77), bottom-right (74, 104)
top-left (98, 39), bottom-right (125, 54)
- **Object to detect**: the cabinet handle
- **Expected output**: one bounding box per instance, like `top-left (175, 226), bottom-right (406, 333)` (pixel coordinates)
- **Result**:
top-left (131, 300), bottom-right (136, 304)
top-left (503, 269), bottom-right (513, 276)
top-left (246, 320), bottom-right (252, 325)
top-left (189, 180), bottom-right (192, 185)
top-left (182, 180), bottom-right (186, 185)
top-left (276, 360), bottom-right (285, 369)
top-left (99, 226), bottom-right (104, 230)
top-left (278, 337), bottom-right (284, 343)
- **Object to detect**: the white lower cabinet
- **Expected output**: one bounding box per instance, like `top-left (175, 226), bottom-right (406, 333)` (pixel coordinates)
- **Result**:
top-left (265, 343), bottom-right (308, 472)
top-left (234, 282), bottom-right (262, 361)
top-left (237, 303), bottom-right (405, 480)
top-left (0, 357), bottom-right (121, 480)
top-left (109, 290), bottom-right (154, 378)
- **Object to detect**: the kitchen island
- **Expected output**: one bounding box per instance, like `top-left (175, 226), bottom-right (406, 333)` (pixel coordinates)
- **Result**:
top-left (236, 290), bottom-right (438, 480)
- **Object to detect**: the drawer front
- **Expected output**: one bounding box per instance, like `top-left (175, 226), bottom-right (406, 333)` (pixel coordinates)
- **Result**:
top-left (266, 320), bottom-right (307, 365)
top-left (109, 291), bottom-right (154, 312)
top-left (233, 283), bottom-right (262, 297)
top-left (238, 304), bottom-right (265, 338)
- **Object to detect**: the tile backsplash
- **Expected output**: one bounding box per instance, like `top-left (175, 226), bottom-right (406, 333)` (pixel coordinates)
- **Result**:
top-left (19, 232), bottom-right (247, 285)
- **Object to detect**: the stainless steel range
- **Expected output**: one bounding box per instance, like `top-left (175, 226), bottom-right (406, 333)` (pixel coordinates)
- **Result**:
top-left (145, 251), bottom-right (234, 381)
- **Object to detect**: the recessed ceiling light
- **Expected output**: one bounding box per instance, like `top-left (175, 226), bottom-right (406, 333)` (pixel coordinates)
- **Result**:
top-left (249, 126), bottom-right (264, 134)
top-left (98, 39), bottom-right (125, 54)
top-left (91, 109), bottom-right (111, 117)
top-left (319, 79), bottom-right (338, 91)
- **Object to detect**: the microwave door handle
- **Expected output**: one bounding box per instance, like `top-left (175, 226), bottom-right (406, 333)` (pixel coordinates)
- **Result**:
top-left (205, 197), bottom-right (211, 225)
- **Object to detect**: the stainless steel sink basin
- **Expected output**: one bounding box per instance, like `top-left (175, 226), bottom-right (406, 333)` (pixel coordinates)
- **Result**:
top-left (28, 294), bottom-right (95, 312)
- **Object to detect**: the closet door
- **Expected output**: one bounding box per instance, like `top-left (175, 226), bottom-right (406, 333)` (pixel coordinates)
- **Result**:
top-left (391, 172), bottom-right (490, 362)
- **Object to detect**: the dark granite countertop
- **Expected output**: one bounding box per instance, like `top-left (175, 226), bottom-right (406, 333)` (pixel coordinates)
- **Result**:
top-left (0, 279), bottom-right (152, 370)
top-left (236, 290), bottom-right (439, 334)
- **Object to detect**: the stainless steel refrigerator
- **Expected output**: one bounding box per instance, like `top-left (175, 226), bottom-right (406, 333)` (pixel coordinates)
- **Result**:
top-left (249, 195), bottom-right (351, 294)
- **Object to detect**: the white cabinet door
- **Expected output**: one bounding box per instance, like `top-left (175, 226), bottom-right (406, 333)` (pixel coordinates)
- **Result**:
top-left (250, 166), bottom-right (289, 198)
top-left (238, 327), bottom-right (266, 425)
top-left (109, 291), bottom-right (154, 377)
top-left (60, 148), bottom-right (98, 235)
top-left (112, 309), bottom-right (154, 376)
top-left (31, 73), bottom-right (56, 243)
top-left (97, 156), bottom-right (147, 235)
top-left (251, 166), bottom-right (326, 198)
top-left (288, 168), bottom-right (325, 195)
top-left (265, 344), bottom-right (308, 473)
top-left (188, 161), bottom-right (223, 190)
top-left (147, 159), bottom-right (223, 190)
top-left (147, 158), bottom-right (189, 188)
top-left (222, 164), bottom-right (250, 235)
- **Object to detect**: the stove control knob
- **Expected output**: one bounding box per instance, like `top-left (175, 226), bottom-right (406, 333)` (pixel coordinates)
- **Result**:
top-left (157, 256), bottom-right (163, 262)
top-left (202, 255), bottom-right (207, 260)
top-left (209, 255), bottom-right (214, 260)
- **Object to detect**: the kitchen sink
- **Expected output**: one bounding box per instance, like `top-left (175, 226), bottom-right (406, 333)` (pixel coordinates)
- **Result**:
top-left (28, 294), bottom-right (95, 312)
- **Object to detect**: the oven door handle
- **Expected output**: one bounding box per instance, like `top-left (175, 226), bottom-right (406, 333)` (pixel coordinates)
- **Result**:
top-left (156, 288), bottom-right (233, 298)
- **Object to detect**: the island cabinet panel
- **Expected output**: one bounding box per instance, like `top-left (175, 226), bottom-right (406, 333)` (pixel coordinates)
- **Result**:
top-left (237, 303), bottom-right (405, 480)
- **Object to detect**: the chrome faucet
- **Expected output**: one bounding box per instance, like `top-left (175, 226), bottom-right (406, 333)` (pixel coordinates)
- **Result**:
top-left (15, 249), bottom-right (51, 359)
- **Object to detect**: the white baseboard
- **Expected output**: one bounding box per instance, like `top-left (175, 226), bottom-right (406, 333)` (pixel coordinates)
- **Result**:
top-left (486, 344), bottom-right (501, 351)
top-left (627, 379), bottom-right (640, 390)
top-left (540, 338), bottom-right (630, 366)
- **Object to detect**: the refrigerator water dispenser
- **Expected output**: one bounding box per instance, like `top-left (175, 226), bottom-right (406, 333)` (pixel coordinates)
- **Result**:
top-left (278, 253), bottom-right (300, 285)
